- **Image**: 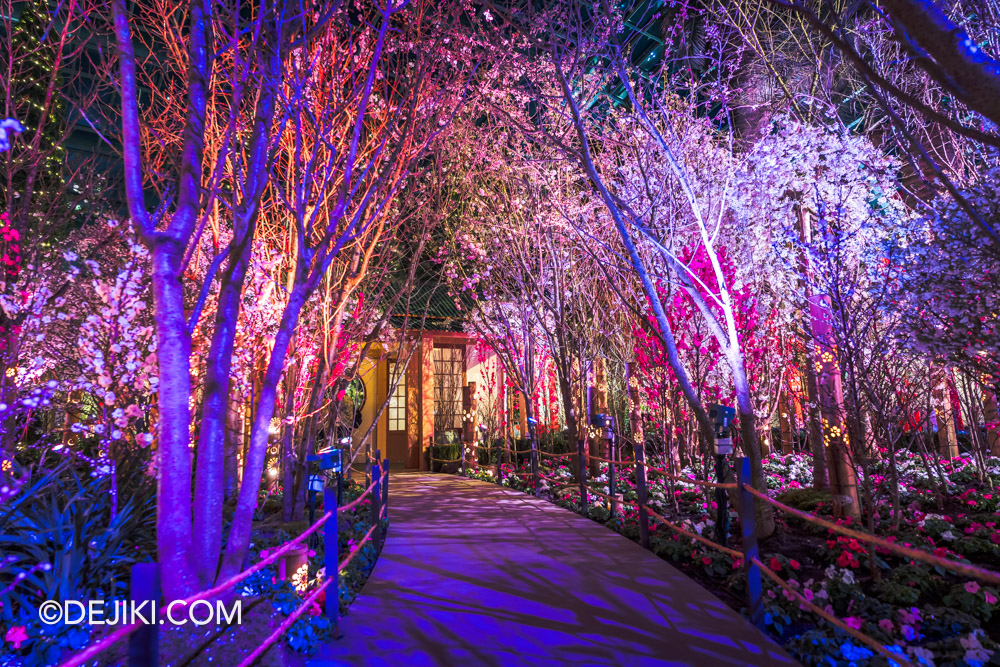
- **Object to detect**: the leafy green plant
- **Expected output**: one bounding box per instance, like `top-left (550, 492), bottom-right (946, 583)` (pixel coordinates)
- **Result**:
top-left (286, 615), bottom-right (332, 653)
top-left (1, 452), bottom-right (155, 666)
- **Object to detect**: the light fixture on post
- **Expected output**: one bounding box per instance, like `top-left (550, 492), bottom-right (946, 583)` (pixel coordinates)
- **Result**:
top-left (708, 403), bottom-right (736, 548)
top-left (589, 413), bottom-right (619, 517)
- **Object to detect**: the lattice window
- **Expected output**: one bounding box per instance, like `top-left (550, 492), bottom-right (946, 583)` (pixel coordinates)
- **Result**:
top-left (388, 361), bottom-right (407, 432)
top-left (434, 345), bottom-right (464, 432)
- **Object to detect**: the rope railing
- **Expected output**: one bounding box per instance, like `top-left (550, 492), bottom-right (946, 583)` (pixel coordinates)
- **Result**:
top-left (235, 520), bottom-right (381, 667)
top-left (537, 449), bottom-right (571, 458)
top-left (742, 483), bottom-right (1000, 586)
top-left (644, 505), bottom-right (743, 559)
top-left (584, 452), bottom-right (634, 466)
top-left (647, 465), bottom-right (738, 489)
top-left (428, 455), bottom-right (464, 463)
top-left (58, 456), bottom-right (393, 667)
top-left (338, 471), bottom-right (386, 514)
top-left (753, 556), bottom-right (912, 666)
top-left (235, 579), bottom-right (333, 667)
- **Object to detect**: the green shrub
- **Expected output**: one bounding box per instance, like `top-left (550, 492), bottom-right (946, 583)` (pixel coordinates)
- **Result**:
top-left (776, 487), bottom-right (834, 513)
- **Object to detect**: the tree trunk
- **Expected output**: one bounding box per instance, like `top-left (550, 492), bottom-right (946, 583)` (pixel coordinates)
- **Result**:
top-left (984, 385), bottom-right (1000, 457)
top-left (149, 240), bottom-right (197, 598)
top-left (281, 362), bottom-right (299, 523)
top-left (779, 390), bottom-right (794, 455)
top-left (219, 286), bottom-right (307, 581)
top-left (223, 387), bottom-right (243, 504)
top-left (731, 356), bottom-right (775, 537)
top-left (808, 294), bottom-right (861, 520)
top-left (930, 363), bottom-right (959, 458)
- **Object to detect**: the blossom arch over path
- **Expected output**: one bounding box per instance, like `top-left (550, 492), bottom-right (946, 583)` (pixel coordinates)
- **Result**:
top-left (309, 473), bottom-right (797, 666)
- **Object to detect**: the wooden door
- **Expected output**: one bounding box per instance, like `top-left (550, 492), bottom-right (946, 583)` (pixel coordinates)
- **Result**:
top-left (386, 360), bottom-right (409, 465)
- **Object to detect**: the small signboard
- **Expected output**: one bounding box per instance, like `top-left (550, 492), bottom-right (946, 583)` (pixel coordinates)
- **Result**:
top-left (308, 474), bottom-right (324, 493)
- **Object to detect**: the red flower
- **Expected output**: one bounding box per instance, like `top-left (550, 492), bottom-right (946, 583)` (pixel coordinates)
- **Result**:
top-left (837, 551), bottom-right (859, 568)
top-left (769, 556), bottom-right (782, 572)
top-left (789, 559), bottom-right (800, 571)
top-left (701, 557), bottom-right (712, 566)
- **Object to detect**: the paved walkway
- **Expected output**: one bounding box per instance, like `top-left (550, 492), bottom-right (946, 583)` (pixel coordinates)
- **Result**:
top-left (309, 473), bottom-right (797, 666)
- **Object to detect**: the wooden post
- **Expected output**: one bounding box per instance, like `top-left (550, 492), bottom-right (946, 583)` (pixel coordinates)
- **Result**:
top-left (372, 458), bottom-right (382, 548)
top-left (128, 562), bottom-right (159, 667)
top-left (324, 484), bottom-right (338, 622)
top-left (738, 457), bottom-right (764, 632)
top-left (577, 438), bottom-right (588, 515)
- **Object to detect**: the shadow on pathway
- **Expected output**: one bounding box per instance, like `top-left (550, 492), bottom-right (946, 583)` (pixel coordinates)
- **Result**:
top-left (309, 473), bottom-right (798, 666)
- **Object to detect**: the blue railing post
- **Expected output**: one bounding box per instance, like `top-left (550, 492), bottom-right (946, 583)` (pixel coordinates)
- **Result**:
top-left (128, 562), bottom-right (160, 667)
top-left (324, 484), bottom-right (338, 623)
top-left (381, 458), bottom-right (389, 523)
top-left (578, 439), bottom-right (588, 515)
top-left (372, 459), bottom-right (382, 548)
top-left (738, 457), bottom-right (764, 631)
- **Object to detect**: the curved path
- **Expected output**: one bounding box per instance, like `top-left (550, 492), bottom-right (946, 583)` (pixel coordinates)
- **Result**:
top-left (309, 473), bottom-right (797, 666)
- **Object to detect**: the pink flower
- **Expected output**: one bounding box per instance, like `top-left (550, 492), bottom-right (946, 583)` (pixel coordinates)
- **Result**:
top-left (878, 619), bottom-right (894, 634)
top-left (4, 626), bottom-right (27, 650)
top-left (845, 616), bottom-right (863, 630)
top-left (965, 581), bottom-right (981, 595)
top-left (985, 592), bottom-right (997, 605)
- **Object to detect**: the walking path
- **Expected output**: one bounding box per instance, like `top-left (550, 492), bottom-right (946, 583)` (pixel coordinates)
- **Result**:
top-left (309, 473), bottom-right (797, 666)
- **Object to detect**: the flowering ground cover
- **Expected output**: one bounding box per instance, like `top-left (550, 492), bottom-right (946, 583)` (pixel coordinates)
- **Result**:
top-left (464, 451), bottom-right (1000, 667)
